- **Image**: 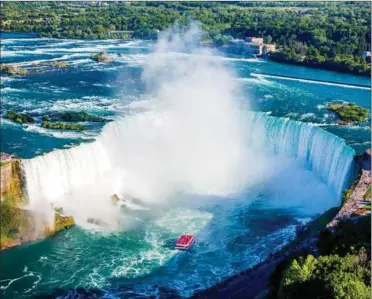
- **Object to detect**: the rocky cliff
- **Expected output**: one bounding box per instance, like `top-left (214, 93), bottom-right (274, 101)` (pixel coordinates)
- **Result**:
top-left (0, 154), bottom-right (74, 251)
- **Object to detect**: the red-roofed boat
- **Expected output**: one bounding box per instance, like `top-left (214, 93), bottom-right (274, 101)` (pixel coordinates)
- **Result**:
top-left (175, 234), bottom-right (195, 250)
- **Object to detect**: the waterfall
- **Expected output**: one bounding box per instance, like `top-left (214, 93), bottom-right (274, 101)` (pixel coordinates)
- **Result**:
top-left (244, 113), bottom-right (355, 198)
top-left (20, 26), bottom-right (356, 227)
top-left (22, 112), bottom-right (355, 227)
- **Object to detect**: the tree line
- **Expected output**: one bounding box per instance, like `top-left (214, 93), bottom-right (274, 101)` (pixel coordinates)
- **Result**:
top-left (1, 2), bottom-right (371, 75)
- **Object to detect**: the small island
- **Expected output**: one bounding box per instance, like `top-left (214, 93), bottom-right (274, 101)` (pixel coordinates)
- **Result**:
top-left (91, 52), bottom-right (114, 63)
top-left (42, 111), bottom-right (107, 122)
top-left (52, 61), bottom-right (68, 69)
top-left (4, 110), bottom-right (105, 131)
top-left (328, 103), bottom-right (368, 125)
top-left (0, 64), bottom-right (29, 76)
top-left (41, 121), bottom-right (87, 131)
top-left (5, 111), bottom-right (34, 124)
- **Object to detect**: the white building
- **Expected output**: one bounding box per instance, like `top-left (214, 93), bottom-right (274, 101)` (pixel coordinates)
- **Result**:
top-left (227, 38), bottom-right (276, 56)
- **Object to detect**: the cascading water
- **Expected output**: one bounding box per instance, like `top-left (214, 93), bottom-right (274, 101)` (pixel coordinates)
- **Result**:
top-left (21, 111), bottom-right (355, 228)
top-left (244, 113), bottom-right (356, 198)
top-left (21, 24), bottom-right (355, 229)
top-left (1, 25), bottom-right (363, 299)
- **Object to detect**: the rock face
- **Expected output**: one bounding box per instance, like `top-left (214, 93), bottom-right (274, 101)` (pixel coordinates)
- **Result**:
top-left (327, 154), bottom-right (372, 230)
top-left (0, 155), bottom-right (23, 203)
top-left (0, 63), bottom-right (29, 76)
top-left (91, 52), bottom-right (114, 63)
top-left (355, 148), bottom-right (371, 171)
top-left (0, 154), bottom-right (75, 251)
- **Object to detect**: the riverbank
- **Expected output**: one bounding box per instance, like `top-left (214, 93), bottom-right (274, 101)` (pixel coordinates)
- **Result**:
top-left (267, 53), bottom-right (370, 77)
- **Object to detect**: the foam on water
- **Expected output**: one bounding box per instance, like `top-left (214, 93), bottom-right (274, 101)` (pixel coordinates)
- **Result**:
top-left (251, 73), bottom-right (371, 90)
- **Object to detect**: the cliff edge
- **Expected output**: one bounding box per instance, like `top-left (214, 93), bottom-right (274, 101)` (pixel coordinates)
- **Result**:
top-left (0, 153), bottom-right (74, 251)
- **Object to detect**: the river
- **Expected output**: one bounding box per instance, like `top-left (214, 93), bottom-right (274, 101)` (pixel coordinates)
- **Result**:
top-left (0, 32), bottom-right (369, 298)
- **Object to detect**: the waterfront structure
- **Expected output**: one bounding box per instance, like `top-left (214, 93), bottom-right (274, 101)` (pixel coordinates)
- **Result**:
top-left (227, 38), bottom-right (276, 56)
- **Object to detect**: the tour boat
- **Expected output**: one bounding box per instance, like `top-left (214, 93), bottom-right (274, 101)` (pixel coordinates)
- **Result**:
top-left (175, 234), bottom-right (195, 250)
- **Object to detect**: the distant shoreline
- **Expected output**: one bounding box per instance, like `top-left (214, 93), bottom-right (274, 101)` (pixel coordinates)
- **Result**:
top-left (267, 55), bottom-right (371, 78)
top-left (2, 31), bottom-right (370, 78)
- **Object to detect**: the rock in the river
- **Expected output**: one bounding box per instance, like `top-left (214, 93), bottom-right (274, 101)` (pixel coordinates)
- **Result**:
top-left (91, 52), bottom-right (114, 63)
top-left (0, 63), bottom-right (29, 76)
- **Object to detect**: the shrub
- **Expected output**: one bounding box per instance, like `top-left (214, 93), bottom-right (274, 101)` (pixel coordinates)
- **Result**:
top-left (41, 121), bottom-right (87, 131)
top-left (328, 103), bottom-right (368, 123)
top-left (5, 110), bottom-right (34, 124)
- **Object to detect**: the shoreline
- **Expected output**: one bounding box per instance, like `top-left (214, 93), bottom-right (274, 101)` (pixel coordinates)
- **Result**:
top-left (1, 31), bottom-right (370, 78)
top-left (267, 56), bottom-right (371, 78)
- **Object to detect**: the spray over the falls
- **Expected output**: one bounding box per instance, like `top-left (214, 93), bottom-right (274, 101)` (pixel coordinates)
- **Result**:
top-left (22, 25), bottom-right (268, 228)
top-left (22, 25), bottom-right (355, 230)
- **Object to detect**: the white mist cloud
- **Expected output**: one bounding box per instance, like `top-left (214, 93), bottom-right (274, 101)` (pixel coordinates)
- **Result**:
top-left (23, 23), bottom-right (270, 230)
top-left (105, 23), bottom-right (269, 200)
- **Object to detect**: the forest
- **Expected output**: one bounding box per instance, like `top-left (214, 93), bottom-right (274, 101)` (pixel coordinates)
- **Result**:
top-left (1, 2), bottom-right (371, 75)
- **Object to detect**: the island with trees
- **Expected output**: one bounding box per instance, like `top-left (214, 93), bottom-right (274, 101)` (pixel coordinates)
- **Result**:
top-left (41, 121), bottom-right (87, 131)
top-left (42, 111), bottom-right (107, 123)
top-left (4, 110), bottom-right (108, 131)
top-left (328, 103), bottom-right (369, 125)
top-left (5, 111), bottom-right (34, 124)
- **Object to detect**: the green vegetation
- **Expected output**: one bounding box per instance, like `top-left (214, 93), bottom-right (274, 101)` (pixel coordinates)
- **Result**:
top-left (91, 52), bottom-right (114, 63)
top-left (45, 210), bottom-right (75, 237)
top-left (362, 203), bottom-right (371, 210)
top-left (5, 110), bottom-right (34, 124)
top-left (0, 197), bottom-right (29, 247)
top-left (42, 111), bottom-right (106, 122)
top-left (0, 161), bottom-right (11, 167)
top-left (41, 121), bottom-right (87, 131)
top-left (270, 217), bottom-right (371, 299)
top-left (0, 159), bottom-right (27, 250)
top-left (318, 217), bottom-right (371, 256)
top-left (0, 158), bottom-right (75, 250)
top-left (342, 188), bottom-right (354, 204)
top-left (0, 64), bottom-right (28, 76)
top-left (1, 2), bottom-right (370, 75)
top-left (5, 110), bottom-right (104, 131)
top-left (328, 103), bottom-right (369, 124)
top-left (279, 253), bottom-right (370, 299)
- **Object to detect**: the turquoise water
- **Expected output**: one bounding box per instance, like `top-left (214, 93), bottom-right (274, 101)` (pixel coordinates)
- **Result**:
top-left (0, 32), bottom-right (369, 298)
top-left (1, 33), bottom-right (370, 158)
